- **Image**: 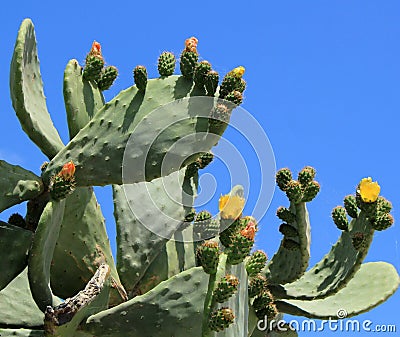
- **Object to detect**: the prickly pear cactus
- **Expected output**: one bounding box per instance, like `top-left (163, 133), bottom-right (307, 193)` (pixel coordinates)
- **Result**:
top-left (0, 18), bottom-right (398, 337)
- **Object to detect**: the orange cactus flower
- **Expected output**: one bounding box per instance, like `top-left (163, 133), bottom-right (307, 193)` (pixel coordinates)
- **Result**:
top-left (185, 36), bottom-right (198, 53)
top-left (240, 216), bottom-right (257, 240)
top-left (358, 177), bottom-right (380, 203)
top-left (89, 41), bottom-right (102, 57)
top-left (219, 194), bottom-right (245, 220)
top-left (59, 161), bottom-right (76, 180)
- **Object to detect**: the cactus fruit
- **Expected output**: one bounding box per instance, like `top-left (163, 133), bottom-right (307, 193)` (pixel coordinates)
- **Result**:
top-left (133, 65), bottom-right (148, 90)
top-left (344, 194), bottom-right (358, 218)
top-left (97, 65), bottom-right (118, 91)
top-left (205, 70), bottom-right (219, 96)
top-left (209, 307), bottom-right (235, 332)
top-left (276, 168), bottom-right (293, 191)
top-left (213, 274), bottom-right (239, 303)
top-left (1, 18), bottom-right (399, 337)
top-left (198, 241), bottom-right (220, 274)
top-left (246, 250), bottom-right (268, 277)
top-left (331, 206), bottom-right (349, 231)
top-left (157, 51), bottom-right (176, 76)
top-left (194, 60), bottom-right (212, 85)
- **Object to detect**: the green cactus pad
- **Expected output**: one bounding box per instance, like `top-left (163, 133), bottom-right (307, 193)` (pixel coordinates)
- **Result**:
top-left (253, 291), bottom-right (274, 311)
top-left (49, 174), bottom-right (76, 200)
top-left (50, 187), bottom-right (124, 306)
top-left (269, 211), bottom-right (375, 300)
top-left (114, 167), bottom-right (197, 295)
top-left (219, 74), bottom-right (242, 99)
top-left (376, 196), bottom-right (392, 215)
top-left (226, 233), bottom-right (254, 265)
top-left (0, 160), bottom-right (44, 213)
top-left (278, 223), bottom-right (299, 237)
top-left (265, 202), bottom-right (311, 284)
top-left (0, 268), bottom-right (44, 327)
top-left (276, 206), bottom-right (296, 223)
top-left (276, 262), bottom-right (400, 319)
top-left (81, 267), bottom-right (209, 337)
top-left (7, 213), bottom-right (27, 229)
top-left (343, 195), bottom-right (358, 218)
top-left (97, 66), bottom-right (118, 91)
top-left (28, 200), bottom-right (65, 311)
top-left (224, 90), bottom-right (243, 105)
top-left (133, 65), bottom-right (148, 91)
top-left (0, 222), bottom-right (32, 291)
top-left (158, 52), bottom-right (176, 77)
top-left (63, 59), bottom-right (105, 139)
top-left (44, 264), bottom-right (111, 337)
top-left (42, 75), bottom-right (226, 187)
top-left (10, 19), bottom-right (64, 159)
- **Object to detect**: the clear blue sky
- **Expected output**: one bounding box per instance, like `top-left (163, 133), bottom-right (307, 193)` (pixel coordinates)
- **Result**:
top-left (0, 1), bottom-right (399, 336)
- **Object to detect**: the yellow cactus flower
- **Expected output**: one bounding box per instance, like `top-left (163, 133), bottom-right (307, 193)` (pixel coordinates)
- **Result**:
top-left (230, 66), bottom-right (245, 78)
top-left (219, 194), bottom-right (245, 220)
top-left (358, 177), bottom-right (380, 203)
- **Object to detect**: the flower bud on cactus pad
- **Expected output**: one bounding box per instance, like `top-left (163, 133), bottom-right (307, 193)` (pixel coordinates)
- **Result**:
top-left (276, 206), bottom-right (296, 223)
top-left (246, 250), bottom-right (268, 277)
top-left (376, 196), bottom-right (392, 216)
top-left (195, 210), bottom-right (212, 224)
top-left (279, 223), bottom-right (299, 237)
top-left (302, 181), bottom-right (320, 202)
top-left (8, 213), bottom-right (26, 229)
top-left (133, 65), bottom-right (148, 91)
top-left (285, 180), bottom-right (303, 203)
top-left (298, 166), bottom-right (316, 185)
top-left (343, 195), bottom-right (358, 218)
top-left (197, 240), bottom-right (220, 274)
top-left (248, 274), bottom-right (268, 298)
top-left (219, 67), bottom-right (245, 99)
top-left (209, 307), bottom-right (235, 332)
top-left (158, 52), bottom-right (176, 77)
top-left (371, 213), bottom-right (394, 231)
top-left (331, 206), bottom-right (349, 231)
top-left (276, 168), bottom-right (292, 191)
top-left (205, 70), bottom-right (219, 96)
top-left (184, 36), bottom-right (198, 53)
top-left (49, 161), bottom-right (76, 201)
top-left (213, 274), bottom-right (239, 303)
top-left (194, 60), bottom-right (212, 85)
top-left (97, 66), bottom-right (118, 91)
